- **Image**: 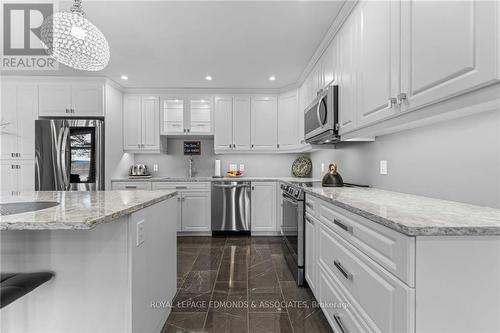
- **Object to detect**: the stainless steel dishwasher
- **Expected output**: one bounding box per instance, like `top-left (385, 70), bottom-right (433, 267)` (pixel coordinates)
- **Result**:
top-left (211, 181), bottom-right (251, 235)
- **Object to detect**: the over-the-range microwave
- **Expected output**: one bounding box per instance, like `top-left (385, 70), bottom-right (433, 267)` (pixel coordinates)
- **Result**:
top-left (304, 85), bottom-right (339, 144)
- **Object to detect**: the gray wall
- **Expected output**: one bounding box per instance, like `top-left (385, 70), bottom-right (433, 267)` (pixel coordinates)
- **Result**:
top-left (135, 138), bottom-right (304, 178)
top-left (310, 110), bottom-right (500, 208)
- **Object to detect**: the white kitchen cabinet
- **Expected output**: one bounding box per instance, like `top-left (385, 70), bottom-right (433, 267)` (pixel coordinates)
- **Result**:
top-left (277, 90), bottom-right (299, 149)
top-left (304, 213), bottom-right (317, 292)
top-left (141, 96), bottom-right (160, 151)
top-left (151, 182), bottom-right (211, 233)
top-left (322, 39), bottom-right (337, 88)
top-left (181, 192), bottom-right (211, 232)
top-left (214, 96), bottom-right (233, 151)
top-left (338, 11), bottom-right (359, 134)
top-left (161, 96), bottom-right (212, 135)
top-left (39, 83), bottom-right (103, 117)
top-left (123, 95), bottom-right (161, 153)
top-left (250, 182), bottom-right (277, 233)
top-left (0, 160), bottom-right (35, 194)
top-left (0, 83), bottom-right (37, 160)
top-left (400, 0), bottom-right (499, 113)
top-left (356, 0), bottom-right (400, 127)
top-left (232, 96), bottom-right (251, 150)
top-left (251, 96), bottom-right (277, 150)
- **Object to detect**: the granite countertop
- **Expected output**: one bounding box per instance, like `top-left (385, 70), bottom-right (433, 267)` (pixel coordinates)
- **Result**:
top-left (0, 190), bottom-right (177, 231)
top-left (302, 185), bottom-right (500, 236)
top-left (111, 176), bottom-right (321, 183)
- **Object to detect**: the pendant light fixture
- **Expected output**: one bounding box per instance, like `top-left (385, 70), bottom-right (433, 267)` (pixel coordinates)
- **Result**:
top-left (41, 0), bottom-right (110, 71)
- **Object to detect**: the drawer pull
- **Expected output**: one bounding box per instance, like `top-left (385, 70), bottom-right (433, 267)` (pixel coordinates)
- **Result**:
top-left (334, 260), bottom-right (353, 281)
top-left (333, 313), bottom-right (348, 333)
top-left (305, 202), bottom-right (313, 209)
top-left (175, 186), bottom-right (188, 189)
top-left (334, 219), bottom-right (353, 234)
top-left (125, 185), bottom-right (137, 189)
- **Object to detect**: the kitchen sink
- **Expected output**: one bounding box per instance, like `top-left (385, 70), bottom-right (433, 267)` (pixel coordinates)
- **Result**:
top-left (0, 202), bottom-right (60, 216)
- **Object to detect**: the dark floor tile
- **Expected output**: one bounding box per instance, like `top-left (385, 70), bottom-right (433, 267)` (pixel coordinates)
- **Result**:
top-left (249, 313), bottom-right (293, 333)
top-left (191, 248), bottom-right (223, 271)
top-left (249, 287), bottom-right (285, 313)
top-left (217, 259), bottom-right (248, 282)
top-left (178, 236), bottom-right (210, 246)
top-left (161, 312), bottom-right (207, 333)
top-left (172, 290), bottom-right (212, 312)
top-left (290, 310), bottom-right (334, 333)
top-left (178, 253), bottom-right (198, 280)
top-left (205, 236), bottom-right (227, 247)
top-left (271, 255), bottom-right (294, 282)
top-left (249, 246), bottom-right (273, 267)
top-left (204, 308), bottom-right (248, 333)
top-left (268, 243), bottom-right (284, 255)
top-left (249, 260), bottom-right (279, 289)
top-left (182, 270), bottom-right (218, 294)
top-left (226, 237), bottom-right (251, 246)
top-left (279, 281), bottom-right (315, 302)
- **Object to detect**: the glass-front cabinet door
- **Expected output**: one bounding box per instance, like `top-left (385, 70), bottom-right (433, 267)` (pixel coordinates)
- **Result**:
top-left (162, 98), bottom-right (185, 134)
top-left (189, 97), bottom-right (212, 134)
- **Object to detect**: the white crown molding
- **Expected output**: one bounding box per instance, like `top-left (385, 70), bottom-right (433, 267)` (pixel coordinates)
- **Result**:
top-left (123, 87), bottom-right (281, 95)
top-left (296, 0), bottom-right (358, 85)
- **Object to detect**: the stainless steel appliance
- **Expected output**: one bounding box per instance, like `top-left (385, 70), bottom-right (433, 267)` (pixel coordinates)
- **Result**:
top-left (280, 182), bottom-right (306, 286)
top-left (35, 119), bottom-right (104, 191)
top-left (211, 181), bottom-right (251, 235)
top-left (304, 85), bottom-right (339, 144)
top-left (129, 164), bottom-right (150, 177)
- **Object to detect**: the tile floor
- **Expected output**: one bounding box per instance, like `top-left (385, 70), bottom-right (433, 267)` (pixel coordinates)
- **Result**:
top-left (161, 236), bottom-right (333, 333)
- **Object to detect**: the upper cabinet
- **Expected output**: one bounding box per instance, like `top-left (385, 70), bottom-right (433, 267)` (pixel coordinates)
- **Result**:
top-left (214, 96), bottom-right (234, 151)
top-left (251, 96), bottom-right (278, 150)
top-left (39, 83), bottom-right (103, 117)
top-left (0, 83), bottom-right (38, 160)
top-left (233, 96), bottom-right (252, 150)
top-left (277, 90), bottom-right (299, 149)
top-left (161, 96), bottom-right (213, 135)
top-left (123, 95), bottom-right (161, 153)
top-left (400, 0), bottom-right (499, 112)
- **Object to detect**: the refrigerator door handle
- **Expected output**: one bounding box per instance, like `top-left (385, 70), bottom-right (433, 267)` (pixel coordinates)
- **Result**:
top-left (61, 124), bottom-right (71, 191)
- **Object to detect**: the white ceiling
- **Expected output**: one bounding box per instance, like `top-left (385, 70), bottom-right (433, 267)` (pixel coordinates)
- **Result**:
top-left (12, 1), bottom-right (346, 89)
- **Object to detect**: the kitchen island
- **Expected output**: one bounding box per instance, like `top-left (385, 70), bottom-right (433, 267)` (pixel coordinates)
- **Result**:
top-left (0, 190), bottom-right (178, 333)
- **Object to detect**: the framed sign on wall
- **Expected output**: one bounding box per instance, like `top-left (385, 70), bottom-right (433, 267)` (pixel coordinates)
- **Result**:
top-left (183, 141), bottom-right (201, 155)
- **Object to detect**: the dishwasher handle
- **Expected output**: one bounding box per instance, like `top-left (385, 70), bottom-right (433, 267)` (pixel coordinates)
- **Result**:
top-left (213, 184), bottom-right (250, 189)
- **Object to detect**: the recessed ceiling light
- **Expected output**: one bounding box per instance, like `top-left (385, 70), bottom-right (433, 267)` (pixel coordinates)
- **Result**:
top-left (205, 75), bottom-right (213, 81)
top-left (120, 75), bottom-right (128, 80)
top-left (269, 76), bottom-right (276, 81)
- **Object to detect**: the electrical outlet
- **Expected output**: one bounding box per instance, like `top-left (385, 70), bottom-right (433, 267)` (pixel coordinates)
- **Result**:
top-left (380, 160), bottom-right (388, 175)
top-left (136, 220), bottom-right (145, 246)
top-left (153, 164), bottom-right (158, 172)
top-left (321, 163), bottom-right (325, 173)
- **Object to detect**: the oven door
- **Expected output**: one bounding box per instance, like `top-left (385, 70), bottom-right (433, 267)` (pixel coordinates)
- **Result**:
top-left (281, 193), bottom-right (304, 267)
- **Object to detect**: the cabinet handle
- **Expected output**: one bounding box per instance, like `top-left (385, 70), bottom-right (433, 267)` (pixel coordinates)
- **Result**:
top-left (251, 144), bottom-right (254, 149)
top-left (228, 144), bottom-right (231, 148)
top-left (251, 186), bottom-right (255, 190)
top-left (333, 314), bottom-right (348, 333)
top-left (334, 260), bottom-right (353, 281)
top-left (277, 143), bottom-right (280, 149)
top-left (125, 185), bottom-right (137, 189)
top-left (11, 153), bottom-right (15, 158)
top-left (65, 109), bottom-right (69, 113)
top-left (187, 128), bottom-right (190, 133)
top-left (175, 186), bottom-right (187, 189)
top-left (387, 97), bottom-right (397, 108)
top-left (334, 219), bottom-right (353, 234)
top-left (177, 197), bottom-right (181, 202)
top-left (397, 93), bottom-right (407, 105)
top-left (182, 197), bottom-right (185, 201)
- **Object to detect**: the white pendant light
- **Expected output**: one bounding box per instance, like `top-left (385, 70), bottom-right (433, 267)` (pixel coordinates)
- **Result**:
top-left (41, 0), bottom-right (110, 71)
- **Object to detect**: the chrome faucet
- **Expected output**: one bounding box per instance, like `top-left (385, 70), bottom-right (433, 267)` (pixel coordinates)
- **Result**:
top-left (187, 156), bottom-right (195, 178)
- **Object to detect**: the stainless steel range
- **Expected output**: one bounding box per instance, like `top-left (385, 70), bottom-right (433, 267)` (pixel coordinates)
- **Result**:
top-left (280, 182), bottom-right (307, 286)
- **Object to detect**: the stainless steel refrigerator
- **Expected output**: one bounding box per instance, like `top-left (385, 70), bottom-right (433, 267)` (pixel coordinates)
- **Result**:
top-left (35, 119), bottom-right (104, 191)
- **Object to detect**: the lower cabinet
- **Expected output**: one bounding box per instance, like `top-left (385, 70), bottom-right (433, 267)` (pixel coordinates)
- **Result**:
top-left (111, 181), bottom-right (152, 190)
top-left (0, 160), bottom-right (35, 194)
top-left (304, 213), bottom-right (318, 292)
top-left (151, 182), bottom-right (211, 233)
top-left (250, 181), bottom-right (278, 234)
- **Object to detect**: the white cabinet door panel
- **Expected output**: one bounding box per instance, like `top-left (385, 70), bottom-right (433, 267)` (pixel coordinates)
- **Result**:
top-left (401, 0), bottom-right (499, 111)
top-left (123, 96), bottom-right (142, 150)
top-left (277, 91), bottom-right (298, 149)
top-left (1, 84), bottom-right (18, 159)
top-left (0, 161), bottom-right (17, 193)
top-left (357, 0), bottom-right (399, 127)
top-left (214, 96), bottom-right (233, 151)
top-left (18, 160), bottom-right (34, 191)
top-left (17, 85), bottom-right (37, 159)
top-left (251, 96), bottom-right (277, 150)
top-left (181, 192), bottom-right (210, 232)
top-left (233, 96), bottom-right (251, 150)
top-left (141, 96), bottom-right (160, 150)
top-left (71, 84), bottom-right (103, 116)
top-left (38, 84), bottom-right (72, 116)
top-left (305, 213), bottom-right (317, 292)
top-left (250, 182), bottom-right (277, 232)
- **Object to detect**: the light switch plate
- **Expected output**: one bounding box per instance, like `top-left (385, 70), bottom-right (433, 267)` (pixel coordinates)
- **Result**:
top-left (321, 163), bottom-right (325, 173)
top-left (153, 164), bottom-right (158, 172)
top-left (380, 160), bottom-right (388, 175)
top-left (136, 220), bottom-right (145, 246)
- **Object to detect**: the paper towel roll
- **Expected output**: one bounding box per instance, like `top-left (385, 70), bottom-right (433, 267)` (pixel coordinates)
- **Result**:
top-left (214, 159), bottom-right (221, 177)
